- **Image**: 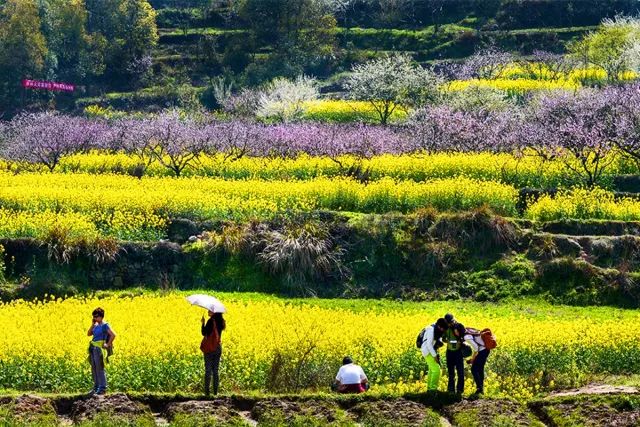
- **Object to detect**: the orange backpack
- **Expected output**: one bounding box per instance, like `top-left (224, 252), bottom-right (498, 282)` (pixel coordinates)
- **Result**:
top-left (480, 328), bottom-right (497, 350)
top-left (200, 320), bottom-right (220, 354)
top-left (466, 327), bottom-right (497, 350)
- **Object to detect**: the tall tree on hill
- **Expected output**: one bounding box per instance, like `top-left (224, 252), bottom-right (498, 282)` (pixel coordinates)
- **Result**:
top-left (85, 0), bottom-right (158, 88)
top-left (569, 15), bottom-right (640, 83)
top-left (41, 0), bottom-right (106, 83)
top-left (239, 0), bottom-right (337, 77)
top-left (0, 0), bottom-right (48, 115)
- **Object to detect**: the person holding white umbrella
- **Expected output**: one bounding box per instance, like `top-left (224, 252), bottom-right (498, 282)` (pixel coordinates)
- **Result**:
top-left (187, 294), bottom-right (226, 396)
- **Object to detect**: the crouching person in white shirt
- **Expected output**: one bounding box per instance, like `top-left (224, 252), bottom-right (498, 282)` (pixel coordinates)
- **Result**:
top-left (464, 330), bottom-right (491, 395)
top-left (334, 356), bottom-right (368, 394)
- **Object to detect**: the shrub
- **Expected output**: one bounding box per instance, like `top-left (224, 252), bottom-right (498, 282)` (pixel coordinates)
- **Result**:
top-left (429, 207), bottom-right (519, 254)
top-left (463, 255), bottom-right (536, 301)
top-left (258, 221), bottom-right (344, 294)
top-left (535, 257), bottom-right (633, 306)
top-left (256, 76), bottom-right (319, 123)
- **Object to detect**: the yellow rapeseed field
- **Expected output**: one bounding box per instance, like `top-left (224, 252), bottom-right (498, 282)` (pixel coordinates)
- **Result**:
top-left (52, 151), bottom-right (636, 189)
top-left (0, 172), bottom-right (518, 239)
top-left (0, 293), bottom-right (638, 398)
top-left (497, 64), bottom-right (637, 83)
top-left (446, 78), bottom-right (580, 95)
top-left (526, 187), bottom-right (640, 221)
top-left (301, 100), bottom-right (408, 123)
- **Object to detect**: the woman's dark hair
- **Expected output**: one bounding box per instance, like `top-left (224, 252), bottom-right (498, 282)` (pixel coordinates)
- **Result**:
top-left (213, 313), bottom-right (226, 331)
top-left (92, 307), bottom-right (105, 317)
top-left (435, 318), bottom-right (448, 329)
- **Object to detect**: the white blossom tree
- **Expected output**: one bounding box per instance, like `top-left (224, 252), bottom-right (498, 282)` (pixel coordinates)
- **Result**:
top-left (345, 54), bottom-right (442, 125)
top-left (256, 75), bottom-right (319, 123)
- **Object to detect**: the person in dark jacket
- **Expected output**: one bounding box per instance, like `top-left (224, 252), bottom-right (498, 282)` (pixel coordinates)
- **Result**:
top-left (201, 310), bottom-right (225, 396)
top-left (444, 313), bottom-right (466, 394)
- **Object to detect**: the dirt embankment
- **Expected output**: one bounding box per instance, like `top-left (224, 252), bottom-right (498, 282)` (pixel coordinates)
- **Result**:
top-left (0, 386), bottom-right (638, 426)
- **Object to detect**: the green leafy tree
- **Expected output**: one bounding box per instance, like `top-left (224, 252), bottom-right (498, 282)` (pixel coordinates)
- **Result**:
top-left (0, 0), bottom-right (48, 113)
top-left (85, 0), bottom-right (157, 87)
top-left (569, 15), bottom-right (640, 82)
top-left (44, 0), bottom-right (105, 82)
top-left (238, 0), bottom-right (336, 77)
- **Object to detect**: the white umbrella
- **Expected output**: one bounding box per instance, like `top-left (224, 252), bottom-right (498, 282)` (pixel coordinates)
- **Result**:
top-left (186, 294), bottom-right (227, 313)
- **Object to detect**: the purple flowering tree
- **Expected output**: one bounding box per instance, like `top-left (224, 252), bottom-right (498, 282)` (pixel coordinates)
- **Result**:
top-left (206, 120), bottom-right (266, 161)
top-left (459, 46), bottom-right (513, 80)
top-left (3, 112), bottom-right (107, 171)
top-left (116, 112), bottom-right (213, 177)
top-left (605, 83), bottom-right (640, 166)
top-left (519, 90), bottom-right (618, 187)
top-left (115, 117), bottom-right (159, 168)
top-left (258, 123), bottom-right (405, 165)
top-left (146, 112), bottom-right (212, 177)
top-left (406, 106), bottom-right (516, 154)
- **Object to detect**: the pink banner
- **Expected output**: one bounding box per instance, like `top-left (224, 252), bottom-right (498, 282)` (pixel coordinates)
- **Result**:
top-left (22, 79), bottom-right (75, 92)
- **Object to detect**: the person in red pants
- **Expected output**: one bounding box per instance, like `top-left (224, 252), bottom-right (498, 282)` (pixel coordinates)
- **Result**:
top-left (334, 356), bottom-right (368, 393)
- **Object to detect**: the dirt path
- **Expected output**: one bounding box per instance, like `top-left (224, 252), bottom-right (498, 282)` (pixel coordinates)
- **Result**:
top-left (548, 383), bottom-right (639, 398)
top-left (1, 386), bottom-right (639, 426)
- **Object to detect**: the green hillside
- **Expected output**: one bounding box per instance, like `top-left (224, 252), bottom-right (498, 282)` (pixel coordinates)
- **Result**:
top-left (1, 0), bottom-right (637, 114)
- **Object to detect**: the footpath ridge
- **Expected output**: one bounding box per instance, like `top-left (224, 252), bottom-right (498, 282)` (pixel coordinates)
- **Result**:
top-left (2, 385), bottom-right (638, 426)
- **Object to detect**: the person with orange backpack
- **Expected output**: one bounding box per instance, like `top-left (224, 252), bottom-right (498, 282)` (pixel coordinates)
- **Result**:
top-left (464, 327), bottom-right (497, 396)
top-left (201, 310), bottom-right (225, 396)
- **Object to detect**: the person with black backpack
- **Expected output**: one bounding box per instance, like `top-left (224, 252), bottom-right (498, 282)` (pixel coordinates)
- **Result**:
top-left (201, 310), bottom-right (225, 396)
top-left (418, 318), bottom-right (448, 391)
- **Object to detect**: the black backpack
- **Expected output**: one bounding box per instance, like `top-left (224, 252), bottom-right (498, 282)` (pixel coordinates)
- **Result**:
top-left (416, 327), bottom-right (428, 348)
top-left (417, 325), bottom-right (444, 350)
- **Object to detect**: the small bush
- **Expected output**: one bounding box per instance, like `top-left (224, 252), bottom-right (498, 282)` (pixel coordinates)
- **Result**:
top-left (41, 226), bottom-right (119, 266)
top-left (470, 255), bottom-right (536, 301)
top-left (258, 221), bottom-right (344, 293)
top-left (256, 76), bottom-right (319, 122)
top-left (536, 257), bottom-right (639, 306)
top-left (411, 207), bottom-right (439, 236)
top-left (430, 207), bottom-right (519, 255)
